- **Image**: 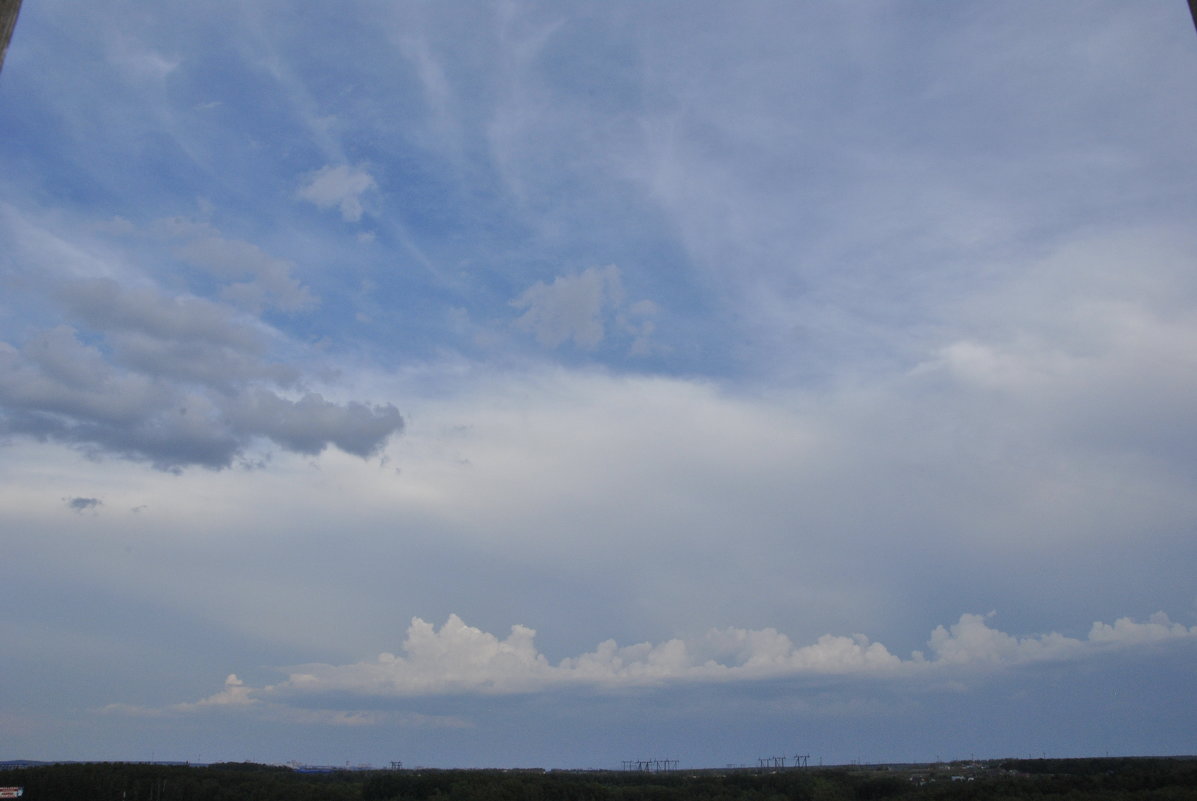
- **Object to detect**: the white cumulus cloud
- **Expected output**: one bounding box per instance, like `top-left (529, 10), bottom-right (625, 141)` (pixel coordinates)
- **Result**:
top-left (136, 610), bottom-right (1197, 719)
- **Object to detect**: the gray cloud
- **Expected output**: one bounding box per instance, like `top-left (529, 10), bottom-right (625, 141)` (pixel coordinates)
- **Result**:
top-left (65, 496), bottom-right (102, 513)
top-left (104, 329), bottom-right (301, 393)
top-left (57, 278), bottom-right (299, 392)
top-left (0, 327), bottom-right (167, 427)
top-left (511, 265), bottom-right (657, 354)
top-left (176, 238), bottom-right (317, 314)
top-left (0, 273), bottom-right (401, 469)
top-left (228, 389), bottom-right (403, 459)
top-left (512, 266), bottom-right (623, 349)
top-left (0, 208), bottom-right (403, 470)
top-left (165, 224), bottom-right (317, 313)
top-left (0, 329), bottom-right (402, 469)
top-left (59, 278), bottom-right (262, 349)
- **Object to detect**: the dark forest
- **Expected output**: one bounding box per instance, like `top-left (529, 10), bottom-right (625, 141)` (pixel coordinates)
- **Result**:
top-left (3, 757), bottom-right (1197, 801)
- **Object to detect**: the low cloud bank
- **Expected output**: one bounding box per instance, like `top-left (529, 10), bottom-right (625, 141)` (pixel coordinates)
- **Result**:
top-left (121, 611), bottom-right (1197, 719)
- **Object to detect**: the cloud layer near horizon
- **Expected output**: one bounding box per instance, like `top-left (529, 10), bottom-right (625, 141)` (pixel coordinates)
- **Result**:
top-left (106, 611), bottom-right (1196, 721)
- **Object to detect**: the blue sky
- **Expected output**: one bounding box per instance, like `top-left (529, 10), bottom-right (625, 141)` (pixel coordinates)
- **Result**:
top-left (2, 1), bottom-right (1197, 769)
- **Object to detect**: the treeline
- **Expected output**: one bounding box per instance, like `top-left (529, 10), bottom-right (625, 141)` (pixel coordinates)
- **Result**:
top-left (0, 762), bottom-right (360, 801)
top-left (360, 769), bottom-right (911, 801)
top-left (2, 757), bottom-right (1195, 801)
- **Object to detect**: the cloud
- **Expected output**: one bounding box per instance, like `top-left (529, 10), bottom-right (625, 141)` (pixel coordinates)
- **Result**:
top-left (297, 164), bottom-right (378, 223)
top-left (149, 611), bottom-right (1196, 718)
top-left (59, 277), bottom-right (264, 351)
top-left (1088, 612), bottom-right (1197, 646)
top-left (0, 213), bottom-right (402, 470)
top-left (178, 673), bottom-right (258, 710)
top-left (101, 674), bottom-right (469, 728)
top-left (511, 265), bottom-right (657, 353)
top-left (0, 325), bottom-right (402, 471)
top-left (512, 265), bottom-right (622, 349)
top-left (56, 278), bottom-right (299, 390)
top-left (0, 326), bottom-right (167, 432)
top-left (171, 232), bottom-right (317, 313)
top-left (923, 613), bottom-right (1084, 666)
top-left (65, 496), bottom-right (102, 513)
top-left (227, 389), bottom-right (403, 459)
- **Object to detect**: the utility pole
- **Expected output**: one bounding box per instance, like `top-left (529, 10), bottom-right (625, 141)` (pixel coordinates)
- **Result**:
top-left (0, 0), bottom-right (22, 75)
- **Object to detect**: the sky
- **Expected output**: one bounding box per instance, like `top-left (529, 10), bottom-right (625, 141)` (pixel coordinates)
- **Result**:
top-left (2, 0), bottom-right (1197, 770)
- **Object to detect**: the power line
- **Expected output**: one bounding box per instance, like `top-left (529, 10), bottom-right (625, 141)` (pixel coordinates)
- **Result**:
top-left (622, 759), bottom-right (677, 773)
